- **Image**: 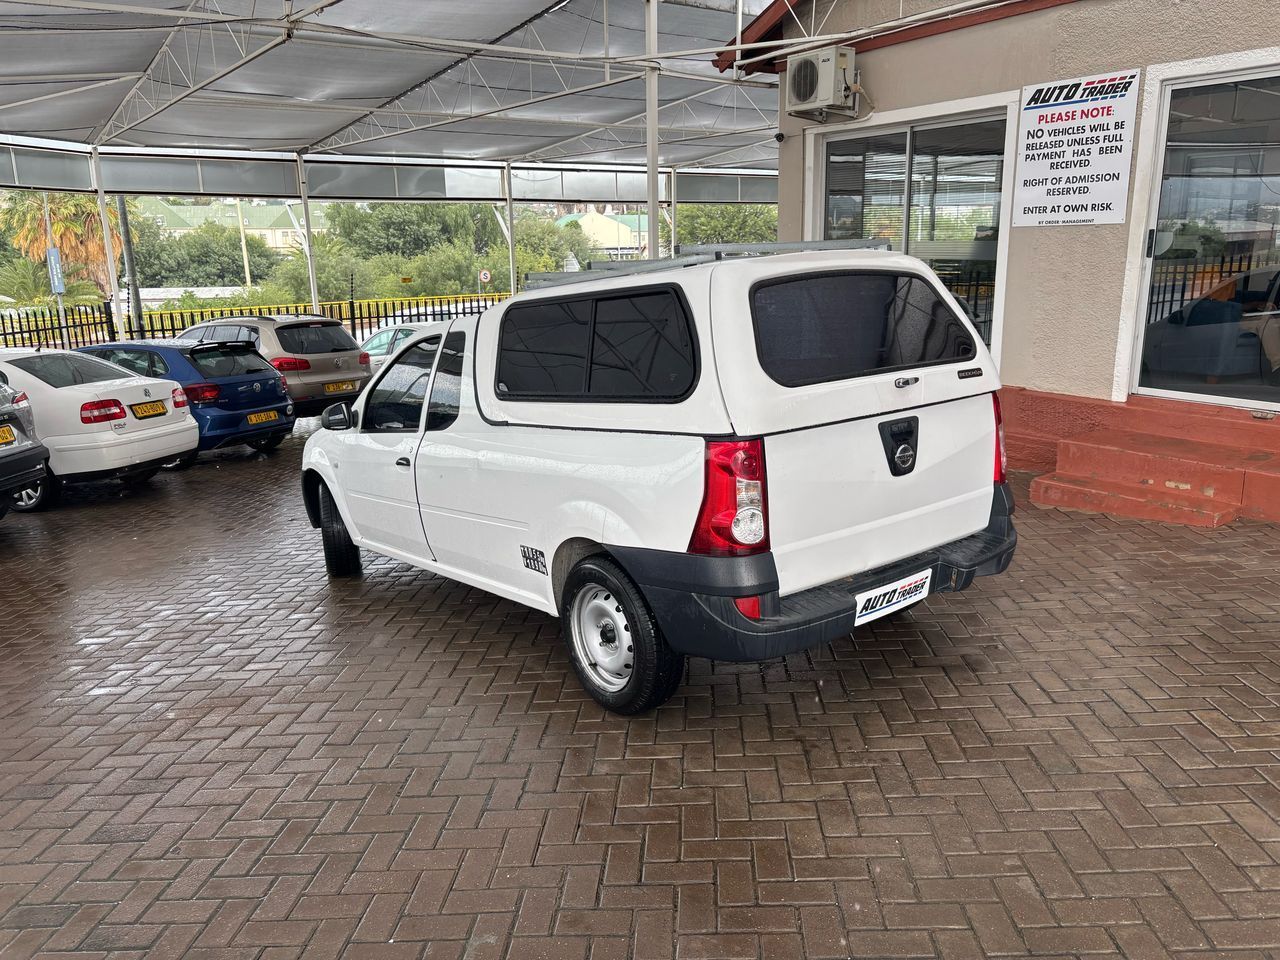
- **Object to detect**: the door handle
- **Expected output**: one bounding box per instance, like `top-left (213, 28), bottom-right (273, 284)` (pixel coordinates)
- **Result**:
top-left (894, 377), bottom-right (919, 388)
top-left (395, 457), bottom-right (410, 467)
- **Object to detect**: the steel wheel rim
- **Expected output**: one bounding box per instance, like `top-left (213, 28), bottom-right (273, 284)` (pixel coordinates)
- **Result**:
top-left (569, 585), bottom-right (634, 693)
top-left (14, 483), bottom-right (40, 508)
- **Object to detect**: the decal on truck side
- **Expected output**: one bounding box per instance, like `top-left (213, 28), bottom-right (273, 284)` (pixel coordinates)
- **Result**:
top-left (520, 546), bottom-right (547, 575)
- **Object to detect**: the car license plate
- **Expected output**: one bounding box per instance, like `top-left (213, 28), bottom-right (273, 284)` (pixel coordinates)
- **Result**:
top-left (0, 425), bottom-right (14, 446)
top-left (246, 410), bottom-right (279, 425)
top-left (130, 400), bottom-right (167, 419)
top-left (324, 380), bottom-right (357, 394)
top-left (854, 568), bottom-right (932, 626)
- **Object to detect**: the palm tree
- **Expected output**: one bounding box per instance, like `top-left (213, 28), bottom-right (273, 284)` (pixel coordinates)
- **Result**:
top-left (0, 191), bottom-right (121, 295)
top-left (0, 258), bottom-right (100, 307)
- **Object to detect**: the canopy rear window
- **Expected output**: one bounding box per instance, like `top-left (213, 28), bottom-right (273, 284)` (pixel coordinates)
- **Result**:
top-left (8, 353), bottom-right (128, 387)
top-left (276, 322), bottom-right (358, 354)
top-left (751, 271), bottom-right (976, 387)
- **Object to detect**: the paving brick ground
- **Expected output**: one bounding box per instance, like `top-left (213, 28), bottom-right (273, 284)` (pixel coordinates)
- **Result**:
top-left (1, 425), bottom-right (1279, 959)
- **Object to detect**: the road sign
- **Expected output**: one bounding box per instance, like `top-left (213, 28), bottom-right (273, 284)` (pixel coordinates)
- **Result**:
top-left (478, 269), bottom-right (492, 284)
top-left (47, 247), bottom-right (65, 294)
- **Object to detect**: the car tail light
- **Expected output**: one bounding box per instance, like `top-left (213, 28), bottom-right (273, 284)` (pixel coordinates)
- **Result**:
top-left (171, 387), bottom-right (188, 408)
top-left (186, 383), bottom-right (221, 404)
top-left (358, 352), bottom-right (370, 367)
top-left (688, 439), bottom-right (769, 557)
top-left (993, 393), bottom-right (1008, 484)
top-left (12, 392), bottom-right (28, 406)
top-left (80, 399), bottom-right (126, 424)
top-left (278, 375), bottom-right (288, 391)
top-left (733, 596), bottom-right (762, 620)
top-left (271, 356), bottom-right (311, 372)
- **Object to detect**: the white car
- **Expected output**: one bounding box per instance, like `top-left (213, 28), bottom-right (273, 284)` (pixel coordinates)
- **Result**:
top-left (0, 348), bottom-right (199, 511)
top-left (301, 251), bottom-right (1017, 714)
top-left (360, 322), bottom-right (443, 374)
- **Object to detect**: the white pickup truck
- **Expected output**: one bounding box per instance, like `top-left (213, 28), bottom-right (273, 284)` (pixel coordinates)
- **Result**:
top-left (301, 251), bottom-right (1017, 714)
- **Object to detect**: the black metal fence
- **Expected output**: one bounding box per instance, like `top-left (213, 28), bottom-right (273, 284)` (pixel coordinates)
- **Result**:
top-left (0, 293), bottom-right (511, 349)
top-left (1147, 251), bottom-right (1280, 324)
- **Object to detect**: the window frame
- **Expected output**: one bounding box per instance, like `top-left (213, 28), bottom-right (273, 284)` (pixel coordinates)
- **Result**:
top-left (359, 333), bottom-right (443, 435)
top-left (425, 330), bottom-right (466, 433)
top-left (493, 282), bottom-right (700, 404)
top-left (749, 268), bottom-right (978, 388)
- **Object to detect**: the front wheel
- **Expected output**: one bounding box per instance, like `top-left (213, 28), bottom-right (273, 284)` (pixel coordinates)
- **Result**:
top-left (561, 556), bottom-right (684, 714)
top-left (11, 474), bottom-right (60, 512)
top-left (319, 484), bottom-right (362, 577)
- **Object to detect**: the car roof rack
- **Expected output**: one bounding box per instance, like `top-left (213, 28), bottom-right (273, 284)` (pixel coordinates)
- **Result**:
top-left (523, 238), bottom-right (891, 289)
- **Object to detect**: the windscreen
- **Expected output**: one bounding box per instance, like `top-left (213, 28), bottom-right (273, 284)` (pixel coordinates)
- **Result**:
top-left (8, 353), bottom-right (130, 387)
top-left (751, 272), bottom-right (977, 387)
top-left (276, 322), bottom-right (358, 354)
top-left (190, 346), bottom-right (273, 378)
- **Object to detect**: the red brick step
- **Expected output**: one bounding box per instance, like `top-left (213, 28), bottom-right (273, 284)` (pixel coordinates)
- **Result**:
top-left (1030, 472), bottom-right (1239, 528)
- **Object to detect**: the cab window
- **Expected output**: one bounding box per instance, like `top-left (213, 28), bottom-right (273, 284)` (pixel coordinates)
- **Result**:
top-left (362, 337), bottom-right (441, 433)
top-left (425, 332), bottom-right (465, 431)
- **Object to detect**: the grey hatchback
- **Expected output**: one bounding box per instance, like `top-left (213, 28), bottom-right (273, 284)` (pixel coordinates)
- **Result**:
top-left (0, 380), bottom-right (47, 520)
top-left (180, 314), bottom-right (371, 416)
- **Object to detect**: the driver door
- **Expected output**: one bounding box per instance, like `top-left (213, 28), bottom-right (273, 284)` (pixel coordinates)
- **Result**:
top-left (337, 335), bottom-right (441, 562)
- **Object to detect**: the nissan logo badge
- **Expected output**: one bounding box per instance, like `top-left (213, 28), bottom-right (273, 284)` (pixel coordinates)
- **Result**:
top-left (894, 443), bottom-right (916, 471)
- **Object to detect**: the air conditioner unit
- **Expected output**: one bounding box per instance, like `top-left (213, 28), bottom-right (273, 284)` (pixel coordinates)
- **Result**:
top-left (785, 47), bottom-right (854, 117)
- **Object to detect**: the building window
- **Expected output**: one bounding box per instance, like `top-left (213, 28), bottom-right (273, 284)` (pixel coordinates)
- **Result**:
top-left (1139, 73), bottom-right (1280, 407)
top-left (824, 118), bottom-right (1006, 343)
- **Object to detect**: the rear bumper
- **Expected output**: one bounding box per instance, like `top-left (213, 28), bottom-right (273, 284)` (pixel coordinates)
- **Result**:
top-left (194, 404), bottom-right (295, 450)
top-left (0, 443), bottom-right (48, 497)
top-left (610, 483), bottom-right (1017, 663)
top-left (49, 419), bottom-right (200, 478)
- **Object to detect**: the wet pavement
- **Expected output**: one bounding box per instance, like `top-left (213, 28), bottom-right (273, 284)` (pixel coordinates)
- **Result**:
top-left (1, 423), bottom-right (1279, 959)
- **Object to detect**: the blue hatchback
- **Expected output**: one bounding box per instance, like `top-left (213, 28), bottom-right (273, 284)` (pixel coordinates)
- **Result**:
top-left (79, 339), bottom-right (295, 465)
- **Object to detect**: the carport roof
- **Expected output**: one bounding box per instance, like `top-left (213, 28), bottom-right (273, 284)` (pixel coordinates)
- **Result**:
top-left (0, 0), bottom-right (780, 171)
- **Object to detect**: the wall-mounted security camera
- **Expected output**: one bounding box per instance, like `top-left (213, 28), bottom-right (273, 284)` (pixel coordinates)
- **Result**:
top-left (773, 132), bottom-right (786, 143)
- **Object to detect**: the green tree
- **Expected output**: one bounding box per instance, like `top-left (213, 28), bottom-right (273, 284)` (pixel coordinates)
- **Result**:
top-left (0, 258), bottom-right (100, 307)
top-left (326, 202), bottom-right (505, 259)
top-left (128, 212), bottom-right (189, 287)
top-left (268, 234), bottom-right (378, 302)
top-left (0, 190), bottom-right (122, 294)
top-left (660, 203), bottom-right (778, 250)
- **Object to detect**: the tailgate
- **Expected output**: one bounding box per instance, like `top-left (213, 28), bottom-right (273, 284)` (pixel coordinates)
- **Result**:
top-left (708, 253), bottom-right (1001, 595)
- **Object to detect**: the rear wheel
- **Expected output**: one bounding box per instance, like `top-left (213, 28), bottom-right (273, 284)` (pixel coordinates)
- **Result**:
top-left (246, 432), bottom-right (286, 454)
top-left (561, 556), bottom-right (684, 714)
top-left (11, 473), bottom-right (60, 512)
top-left (319, 484), bottom-right (362, 577)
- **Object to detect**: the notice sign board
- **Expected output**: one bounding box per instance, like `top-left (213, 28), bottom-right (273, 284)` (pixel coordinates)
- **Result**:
top-left (1012, 69), bottom-right (1140, 226)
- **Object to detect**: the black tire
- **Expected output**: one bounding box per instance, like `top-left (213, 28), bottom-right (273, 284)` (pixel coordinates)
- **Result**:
top-left (560, 556), bottom-right (684, 714)
top-left (319, 484), bottom-right (362, 577)
top-left (246, 432), bottom-right (286, 453)
top-left (11, 473), bottom-right (60, 512)
top-left (162, 449), bottom-right (199, 471)
top-left (121, 468), bottom-right (159, 488)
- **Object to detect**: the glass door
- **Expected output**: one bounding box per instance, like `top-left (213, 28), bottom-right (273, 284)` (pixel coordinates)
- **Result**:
top-left (1138, 73), bottom-right (1280, 407)
top-left (823, 117), bottom-right (1006, 343)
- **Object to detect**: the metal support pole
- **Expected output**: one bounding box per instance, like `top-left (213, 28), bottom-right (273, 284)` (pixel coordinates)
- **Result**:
top-left (668, 167), bottom-right (678, 257)
top-left (42, 192), bottom-right (69, 349)
top-left (234, 198), bottom-right (253, 286)
top-left (296, 156), bottom-right (320, 311)
top-left (735, 0), bottom-right (744, 78)
top-left (503, 163), bottom-right (517, 295)
top-left (645, 0), bottom-right (660, 261)
top-left (115, 196), bottom-right (144, 332)
top-left (90, 148), bottom-right (125, 339)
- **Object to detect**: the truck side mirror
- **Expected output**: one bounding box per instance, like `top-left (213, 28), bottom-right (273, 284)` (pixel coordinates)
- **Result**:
top-left (321, 402), bottom-right (357, 431)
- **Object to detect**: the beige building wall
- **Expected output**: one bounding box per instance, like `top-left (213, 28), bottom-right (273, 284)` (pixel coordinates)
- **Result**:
top-left (776, 0), bottom-right (1279, 400)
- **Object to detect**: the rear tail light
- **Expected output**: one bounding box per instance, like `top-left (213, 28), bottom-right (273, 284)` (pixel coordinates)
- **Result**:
top-left (278, 375), bottom-right (288, 391)
top-left (80, 399), bottom-right (126, 424)
top-left (358, 352), bottom-right (370, 367)
top-left (186, 383), bottom-right (221, 404)
top-left (12, 392), bottom-right (28, 406)
top-left (271, 357), bottom-right (311, 372)
top-left (171, 387), bottom-right (188, 409)
top-left (688, 439), bottom-right (769, 557)
top-left (733, 596), bottom-right (762, 620)
top-left (993, 393), bottom-right (1008, 484)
